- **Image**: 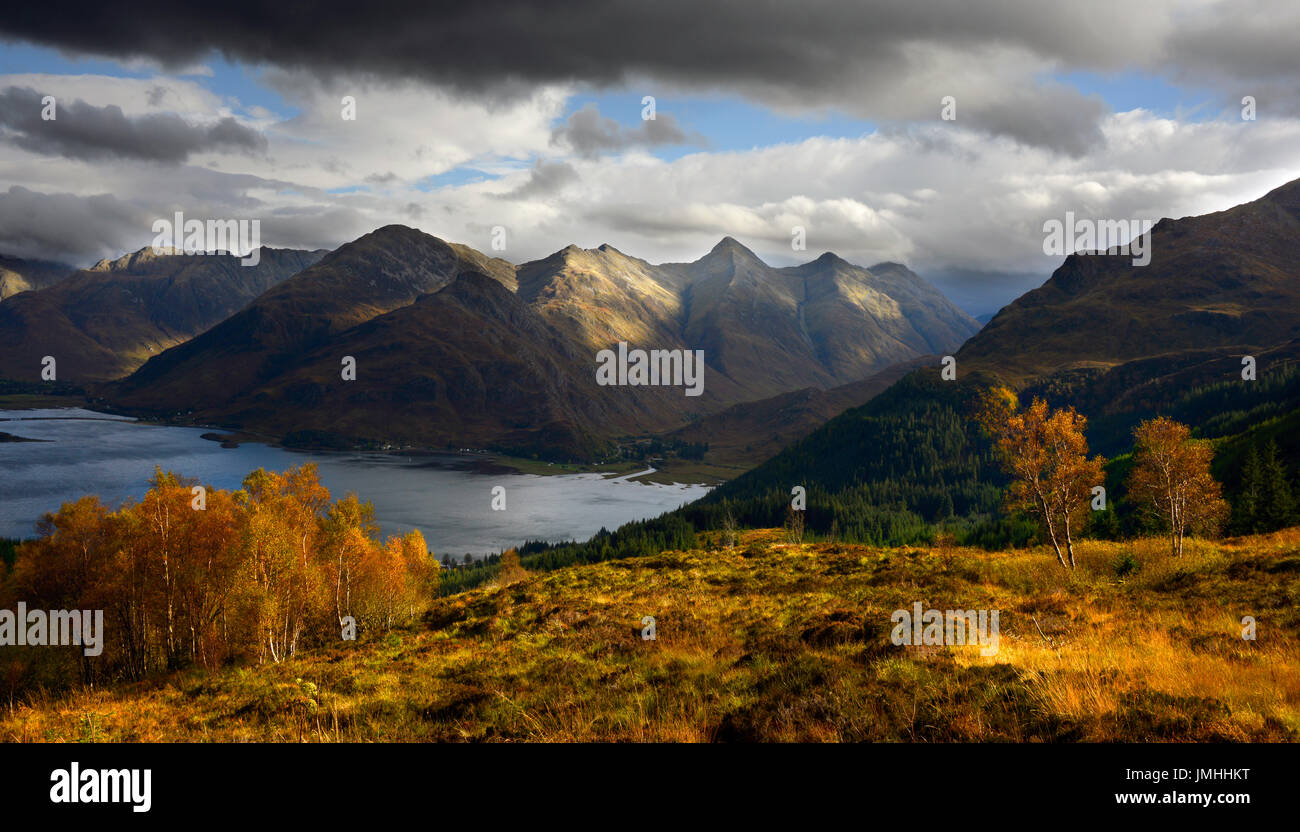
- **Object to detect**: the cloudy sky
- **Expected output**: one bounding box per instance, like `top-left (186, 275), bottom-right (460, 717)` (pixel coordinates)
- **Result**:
top-left (1, 0), bottom-right (1298, 315)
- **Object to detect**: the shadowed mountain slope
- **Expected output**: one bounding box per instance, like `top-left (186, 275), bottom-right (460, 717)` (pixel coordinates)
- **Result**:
top-left (108, 226), bottom-right (515, 411)
top-left (0, 246), bottom-right (325, 382)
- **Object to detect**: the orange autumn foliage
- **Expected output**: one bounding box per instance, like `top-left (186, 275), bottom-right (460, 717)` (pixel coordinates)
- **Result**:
top-left (1, 465), bottom-right (438, 687)
top-left (980, 392), bottom-right (1106, 569)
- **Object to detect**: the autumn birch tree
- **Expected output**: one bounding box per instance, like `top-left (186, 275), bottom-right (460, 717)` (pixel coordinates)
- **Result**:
top-left (1128, 417), bottom-right (1228, 556)
top-left (320, 494), bottom-right (379, 627)
top-left (980, 390), bottom-right (1105, 568)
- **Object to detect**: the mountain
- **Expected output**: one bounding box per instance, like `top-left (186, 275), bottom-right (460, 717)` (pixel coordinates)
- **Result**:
top-left (102, 228), bottom-right (976, 459)
top-left (0, 247), bottom-right (326, 382)
top-left (0, 253), bottom-right (73, 300)
top-left (658, 240), bottom-right (979, 398)
top-left (516, 243), bottom-right (685, 351)
top-left (777, 255), bottom-right (977, 378)
top-left (107, 226), bottom-right (516, 413)
top-left (513, 243), bottom-right (737, 420)
top-left (666, 237), bottom-right (832, 395)
top-left (516, 239), bottom-right (976, 405)
top-left (958, 177), bottom-right (1300, 381)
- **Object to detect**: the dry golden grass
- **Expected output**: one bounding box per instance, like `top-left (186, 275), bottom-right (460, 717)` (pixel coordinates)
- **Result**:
top-left (3, 527), bottom-right (1297, 742)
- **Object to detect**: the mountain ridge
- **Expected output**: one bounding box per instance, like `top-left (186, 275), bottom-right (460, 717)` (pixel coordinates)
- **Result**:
top-left (0, 246), bottom-right (327, 382)
top-left (91, 227), bottom-right (975, 460)
top-left (957, 177), bottom-right (1300, 381)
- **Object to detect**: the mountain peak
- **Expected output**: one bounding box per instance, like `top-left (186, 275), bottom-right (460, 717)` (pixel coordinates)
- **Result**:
top-left (90, 245), bottom-right (175, 272)
top-left (536, 244), bottom-right (587, 265)
top-left (355, 224), bottom-right (441, 246)
top-left (811, 251), bottom-right (850, 268)
top-left (370, 223), bottom-right (419, 236)
top-left (703, 236), bottom-right (763, 263)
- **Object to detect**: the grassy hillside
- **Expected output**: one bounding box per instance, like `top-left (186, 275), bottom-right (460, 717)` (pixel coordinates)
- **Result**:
top-left (4, 528), bottom-right (1296, 742)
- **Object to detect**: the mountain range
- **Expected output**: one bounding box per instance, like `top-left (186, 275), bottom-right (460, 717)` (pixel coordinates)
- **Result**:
top-left (11, 228), bottom-right (976, 460)
top-left (10, 178), bottom-right (1297, 478)
top-left (0, 247), bottom-right (326, 382)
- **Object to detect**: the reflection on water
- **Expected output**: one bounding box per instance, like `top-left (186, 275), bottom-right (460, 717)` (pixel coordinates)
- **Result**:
top-left (0, 409), bottom-right (711, 556)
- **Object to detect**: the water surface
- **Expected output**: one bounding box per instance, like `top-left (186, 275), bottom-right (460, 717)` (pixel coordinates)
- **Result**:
top-left (0, 409), bottom-right (710, 556)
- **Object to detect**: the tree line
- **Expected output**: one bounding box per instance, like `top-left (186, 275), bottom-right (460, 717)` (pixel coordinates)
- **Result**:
top-left (1, 465), bottom-right (437, 691)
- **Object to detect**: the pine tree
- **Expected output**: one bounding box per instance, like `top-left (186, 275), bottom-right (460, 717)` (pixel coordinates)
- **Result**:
top-left (1260, 440), bottom-right (1295, 531)
top-left (935, 492), bottom-right (954, 521)
top-left (1234, 443), bottom-right (1263, 533)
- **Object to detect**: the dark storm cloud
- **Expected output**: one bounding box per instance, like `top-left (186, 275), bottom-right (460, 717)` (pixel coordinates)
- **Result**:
top-left (1163, 0), bottom-right (1298, 84)
top-left (0, 86), bottom-right (267, 163)
top-left (0, 0), bottom-right (1169, 152)
top-left (498, 160), bottom-right (580, 199)
top-left (553, 104), bottom-right (701, 157)
top-left (0, 185), bottom-right (149, 264)
top-left (1161, 1), bottom-right (1300, 115)
top-left (0, 1), bottom-right (1150, 86)
top-left (961, 87), bottom-right (1108, 157)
